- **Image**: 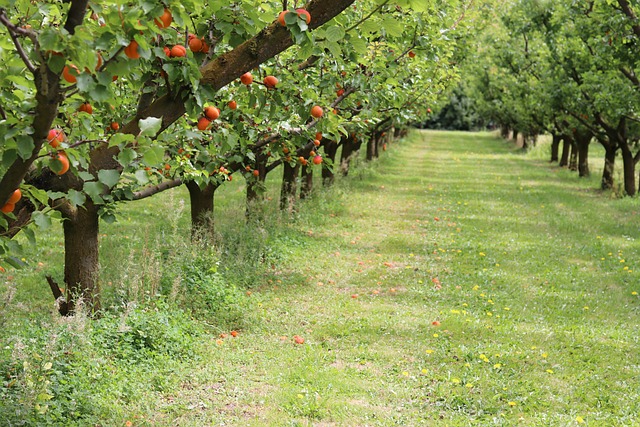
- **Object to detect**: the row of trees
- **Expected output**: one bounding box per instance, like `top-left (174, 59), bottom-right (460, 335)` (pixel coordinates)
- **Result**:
top-left (0, 0), bottom-right (476, 313)
top-left (465, 0), bottom-right (640, 194)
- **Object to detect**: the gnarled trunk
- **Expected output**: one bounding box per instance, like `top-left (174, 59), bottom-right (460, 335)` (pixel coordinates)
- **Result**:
top-left (300, 165), bottom-right (313, 199)
top-left (559, 135), bottom-right (571, 167)
top-left (280, 161), bottom-right (300, 211)
top-left (63, 201), bottom-right (101, 314)
top-left (186, 181), bottom-right (217, 238)
top-left (620, 143), bottom-right (636, 196)
top-left (574, 130), bottom-right (591, 178)
top-left (340, 134), bottom-right (360, 176)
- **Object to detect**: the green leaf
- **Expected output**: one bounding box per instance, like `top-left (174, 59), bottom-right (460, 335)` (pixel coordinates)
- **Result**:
top-left (83, 182), bottom-right (106, 204)
top-left (31, 211), bottom-right (52, 231)
top-left (325, 26), bottom-right (346, 43)
top-left (16, 135), bottom-right (35, 160)
top-left (134, 169), bottom-right (150, 185)
top-left (66, 189), bottom-right (86, 207)
top-left (138, 117), bottom-right (163, 137)
top-left (142, 146), bottom-right (165, 167)
top-left (98, 170), bottom-right (121, 188)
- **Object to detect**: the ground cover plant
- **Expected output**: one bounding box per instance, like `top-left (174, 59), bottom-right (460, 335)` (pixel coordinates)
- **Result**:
top-left (2, 130), bottom-right (639, 426)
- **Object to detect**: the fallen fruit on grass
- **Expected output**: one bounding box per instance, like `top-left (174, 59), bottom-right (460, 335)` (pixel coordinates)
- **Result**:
top-left (230, 330), bottom-right (239, 337)
top-left (432, 320), bottom-right (441, 326)
top-left (293, 335), bottom-right (304, 344)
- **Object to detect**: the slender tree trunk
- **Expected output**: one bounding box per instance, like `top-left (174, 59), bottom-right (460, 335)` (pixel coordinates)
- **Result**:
top-left (568, 137), bottom-right (578, 171)
top-left (620, 142), bottom-right (636, 196)
top-left (521, 134), bottom-right (529, 151)
top-left (280, 161), bottom-right (300, 211)
top-left (63, 201), bottom-right (101, 313)
top-left (186, 181), bottom-right (216, 238)
top-left (500, 125), bottom-right (510, 139)
top-left (575, 130), bottom-right (591, 177)
top-left (366, 133), bottom-right (377, 161)
top-left (550, 134), bottom-right (561, 162)
top-left (602, 145), bottom-right (616, 190)
top-left (559, 135), bottom-right (571, 167)
top-left (322, 139), bottom-right (338, 186)
top-left (512, 130), bottom-right (519, 144)
top-left (300, 165), bottom-right (313, 199)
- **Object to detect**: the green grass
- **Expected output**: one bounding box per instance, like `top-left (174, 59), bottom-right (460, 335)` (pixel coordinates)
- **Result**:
top-left (2, 130), bottom-right (640, 426)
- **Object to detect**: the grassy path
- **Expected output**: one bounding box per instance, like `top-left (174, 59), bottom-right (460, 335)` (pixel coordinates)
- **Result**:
top-left (7, 130), bottom-right (640, 426)
top-left (152, 131), bottom-right (640, 426)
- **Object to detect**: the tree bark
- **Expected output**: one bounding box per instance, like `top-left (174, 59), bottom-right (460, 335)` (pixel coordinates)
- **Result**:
top-left (340, 134), bottom-right (360, 176)
top-left (602, 144), bottom-right (616, 190)
top-left (568, 136), bottom-right (578, 171)
top-left (574, 129), bottom-right (591, 177)
top-left (559, 134), bottom-right (571, 167)
top-left (63, 201), bottom-right (100, 313)
top-left (620, 142), bottom-right (636, 196)
top-left (186, 181), bottom-right (217, 238)
top-left (322, 139), bottom-right (339, 186)
top-left (500, 125), bottom-right (510, 139)
top-left (280, 161), bottom-right (300, 211)
top-left (300, 165), bottom-right (313, 199)
top-left (550, 134), bottom-right (561, 162)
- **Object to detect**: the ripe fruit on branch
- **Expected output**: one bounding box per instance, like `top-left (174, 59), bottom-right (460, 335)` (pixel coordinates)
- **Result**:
top-left (408, 50), bottom-right (416, 58)
top-left (252, 169), bottom-right (260, 177)
top-left (240, 72), bottom-right (253, 85)
top-left (312, 155), bottom-right (322, 165)
top-left (336, 89), bottom-right (345, 97)
top-left (163, 46), bottom-right (171, 57)
top-left (110, 122), bottom-right (120, 131)
top-left (188, 37), bottom-right (203, 52)
top-left (78, 102), bottom-right (93, 114)
top-left (7, 189), bottom-right (21, 205)
top-left (313, 139), bottom-right (321, 147)
top-left (278, 10), bottom-right (289, 26)
top-left (204, 106), bottom-right (220, 120)
top-left (197, 117), bottom-right (211, 131)
top-left (315, 132), bottom-right (322, 140)
top-left (170, 45), bottom-right (187, 58)
top-left (154, 8), bottom-right (172, 29)
top-left (263, 75), bottom-right (278, 88)
top-left (296, 9), bottom-right (311, 24)
top-left (124, 40), bottom-right (141, 59)
top-left (1, 203), bottom-right (14, 214)
top-left (310, 105), bottom-right (323, 118)
top-left (47, 129), bottom-right (65, 148)
top-left (228, 100), bottom-right (237, 110)
top-left (427, 108), bottom-right (432, 114)
top-left (62, 65), bottom-right (79, 83)
top-left (53, 152), bottom-right (70, 175)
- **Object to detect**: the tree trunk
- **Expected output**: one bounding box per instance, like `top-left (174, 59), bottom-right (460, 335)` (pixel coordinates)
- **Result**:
top-left (568, 137), bottom-right (578, 171)
top-left (246, 153), bottom-right (268, 218)
top-left (186, 181), bottom-right (217, 238)
top-left (602, 144), bottom-right (616, 190)
top-left (512, 130), bottom-right (519, 144)
top-left (620, 142), bottom-right (636, 196)
top-left (574, 130), bottom-right (591, 177)
top-left (280, 161), bottom-right (300, 211)
top-left (300, 165), bottom-right (313, 199)
top-left (366, 133), bottom-right (377, 161)
top-left (340, 134), bottom-right (360, 176)
top-left (521, 134), bottom-right (529, 151)
top-left (559, 135), bottom-right (571, 167)
top-left (500, 125), bottom-right (510, 139)
top-left (322, 139), bottom-right (339, 186)
top-left (550, 134), bottom-right (561, 163)
top-left (63, 201), bottom-right (101, 313)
